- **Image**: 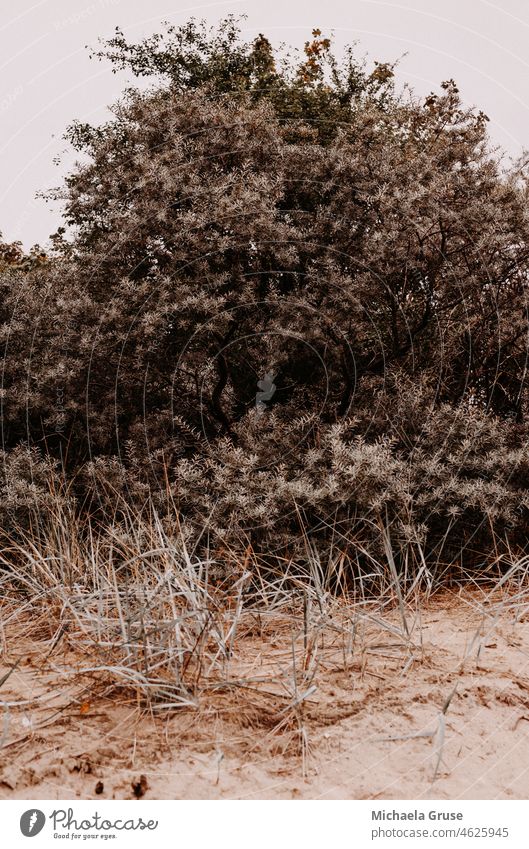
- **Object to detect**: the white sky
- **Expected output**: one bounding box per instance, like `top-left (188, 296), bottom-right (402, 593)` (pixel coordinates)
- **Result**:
top-left (2, 0), bottom-right (529, 248)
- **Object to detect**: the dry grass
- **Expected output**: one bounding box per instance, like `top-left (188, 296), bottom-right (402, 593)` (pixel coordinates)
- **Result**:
top-left (2, 497), bottom-right (529, 790)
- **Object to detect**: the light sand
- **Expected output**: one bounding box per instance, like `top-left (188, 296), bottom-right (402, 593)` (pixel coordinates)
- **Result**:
top-left (2, 590), bottom-right (529, 800)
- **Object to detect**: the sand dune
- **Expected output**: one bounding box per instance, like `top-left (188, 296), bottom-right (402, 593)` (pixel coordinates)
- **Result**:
top-left (2, 590), bottom-right (529, 800)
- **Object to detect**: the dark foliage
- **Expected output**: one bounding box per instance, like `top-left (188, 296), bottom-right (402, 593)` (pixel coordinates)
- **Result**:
top-left (1, 17), bottom-right (529, 578)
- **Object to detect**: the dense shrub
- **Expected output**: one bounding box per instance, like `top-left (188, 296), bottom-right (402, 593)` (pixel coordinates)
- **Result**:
top-left (1, 17), bottom-right (529, 576)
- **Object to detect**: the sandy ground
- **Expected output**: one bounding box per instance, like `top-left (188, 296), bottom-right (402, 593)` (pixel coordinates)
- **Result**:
top-left (2, 589), bottom-right (529, 800)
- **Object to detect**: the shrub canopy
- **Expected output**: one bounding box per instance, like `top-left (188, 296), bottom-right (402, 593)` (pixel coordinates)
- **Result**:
top-left (2, 17), bottom-right (529, 574)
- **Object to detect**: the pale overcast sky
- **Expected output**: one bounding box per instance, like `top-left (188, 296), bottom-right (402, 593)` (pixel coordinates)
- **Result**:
top-left (2, 0), bottom-right (529, 248)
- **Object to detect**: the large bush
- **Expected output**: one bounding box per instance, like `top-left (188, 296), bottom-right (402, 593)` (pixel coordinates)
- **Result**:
top-left (1, 17), bottom-right (529, 575)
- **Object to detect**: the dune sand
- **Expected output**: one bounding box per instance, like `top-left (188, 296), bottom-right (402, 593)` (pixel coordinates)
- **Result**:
top-left (2, 589), bottom-right (529, 800)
